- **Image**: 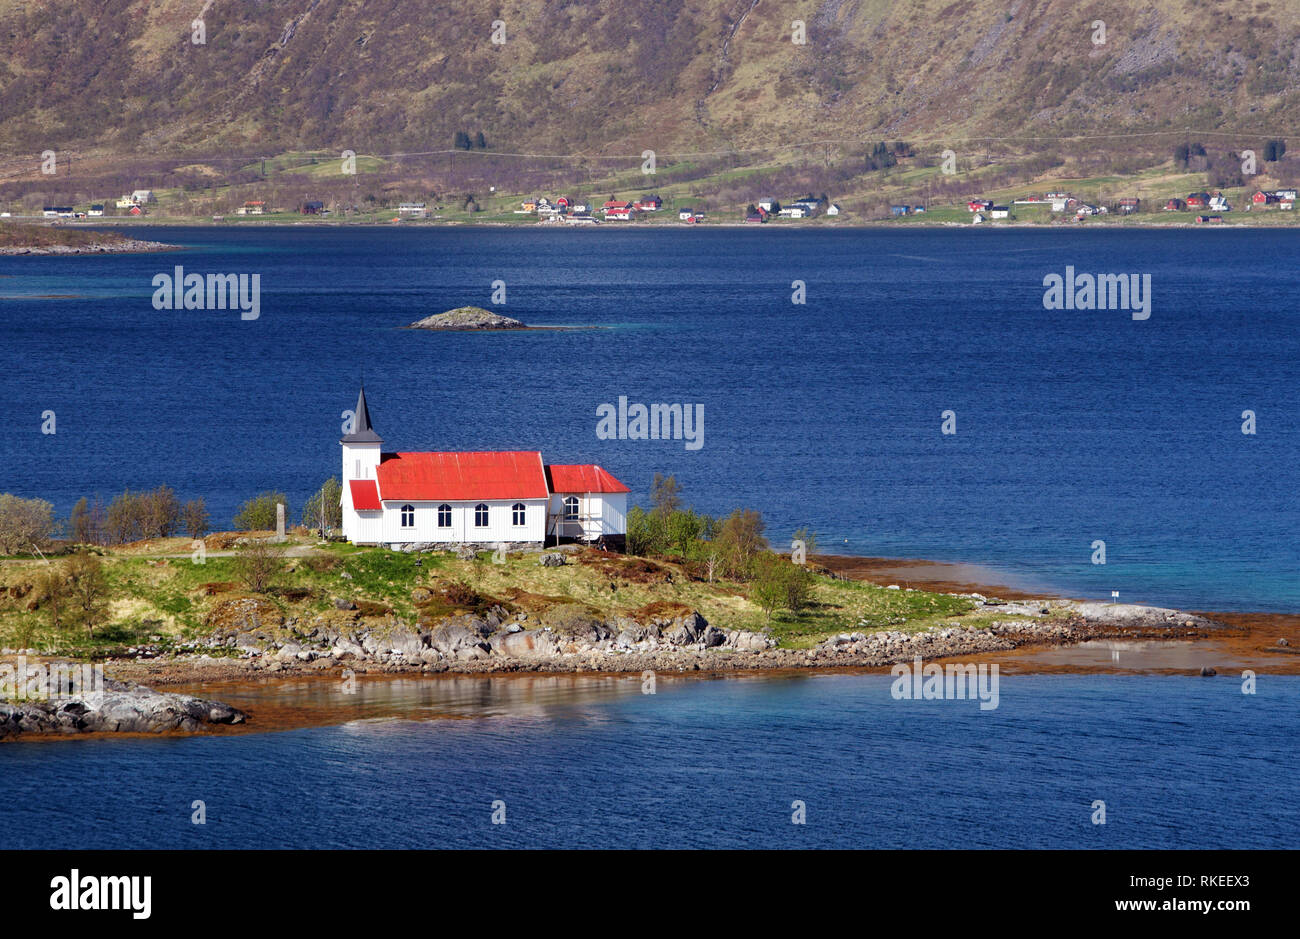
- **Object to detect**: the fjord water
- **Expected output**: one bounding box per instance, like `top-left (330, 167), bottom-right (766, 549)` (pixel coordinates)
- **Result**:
top-left (2, 226), bottom-right (1296, 612)
top-left (1, 673), bottom-right (1295, 849)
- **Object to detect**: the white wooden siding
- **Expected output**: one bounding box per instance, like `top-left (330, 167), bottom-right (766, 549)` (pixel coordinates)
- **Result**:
top-left (378, 499), bottom-right (547, 545)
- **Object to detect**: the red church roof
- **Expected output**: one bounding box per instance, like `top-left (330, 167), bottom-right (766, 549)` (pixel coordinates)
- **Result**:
top-left (349, 479), bottom-right (381, 511)
top-left (376, 451), bottom-right (548, 501)
top-left (545, 464), bottom-right (630, 494)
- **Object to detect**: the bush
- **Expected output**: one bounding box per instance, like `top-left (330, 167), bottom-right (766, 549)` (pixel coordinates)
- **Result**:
top-left (182, 498), bottom-right (210, 539)
top-left (64, 550), bottom-right (108, 637)
top-left (104, 485), bottom-right (182, 543)
top-left (232, 539), bottom-right (286, 593)
top-left (714, 508), bottom-right (768, 579)
top-left (302, 478), bottom-right (342, 534)
top-left (0, 493), bottom-right (54, 554)
top-left (233, 491), bottom-right (290, 531)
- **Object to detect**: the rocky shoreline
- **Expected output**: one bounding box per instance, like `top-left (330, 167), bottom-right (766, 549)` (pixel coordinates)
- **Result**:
top-left (98, 595), bottom-right (1226, 685)
top-left (0, 238), bottom-right (178, 255)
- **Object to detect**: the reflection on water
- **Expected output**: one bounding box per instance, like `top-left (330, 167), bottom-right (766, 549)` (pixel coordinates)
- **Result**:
top-left (172, 672), bottom-right (715, 733)
top-left (1005, 639), bottom-right (1258, 671)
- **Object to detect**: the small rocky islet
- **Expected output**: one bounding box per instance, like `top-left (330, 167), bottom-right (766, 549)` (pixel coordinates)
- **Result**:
top-left (407, 306), bottom-right (527, 330)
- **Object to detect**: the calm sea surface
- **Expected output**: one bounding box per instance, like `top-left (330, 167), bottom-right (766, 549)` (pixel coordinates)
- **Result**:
top-left (1, 226), bottom-right (1296, 611)
top-left (0, 673), bottom-right (1294, 849)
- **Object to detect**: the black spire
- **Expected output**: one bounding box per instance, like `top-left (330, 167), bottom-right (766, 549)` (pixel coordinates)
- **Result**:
top-left (341, 385), bottom-right (383, 443)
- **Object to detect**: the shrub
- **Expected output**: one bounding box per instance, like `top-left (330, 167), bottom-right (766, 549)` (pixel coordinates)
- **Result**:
top-left (182, 498), bottom-right (210, 539)
top-left (64, 550), bottom-right (109, 637)
top-left (0, 493), bottom-right (54, 554)
top-left (233, 492), bottom-right (290, 531)
top-left (302, 478), bottom-right (342, 534)
top-left (714, 508), bottom-right (768, 579)
top-left (232, 539), bottom-right (286, 593)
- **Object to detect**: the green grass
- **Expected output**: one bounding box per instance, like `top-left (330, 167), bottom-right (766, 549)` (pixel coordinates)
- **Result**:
top-left (2, 539), bottom-right (1047, 657)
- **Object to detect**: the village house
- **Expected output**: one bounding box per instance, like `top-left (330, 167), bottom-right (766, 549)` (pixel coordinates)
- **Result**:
top-left (1118, 197), bottom-right (1141, 214)
top-left (301, 201), bottom-right (325, 215)
top-left (890, 205), bottom-right (910, 216)
top-left (1186, 192), bottom-right (1210, 208)
top-left (602, 200), bottom-right (635, 220)
top-left (41, 206), bottom-right (74, 218)
top-left (1164, 198), bottom-right (1186, 211)
top-left (826, 204), bottom-right (840, 216)
top-left (397, 202), bottom-right (427, 217)
top-left (88, 204), bottom-right (104, 217)
top-left (633, 195), bottom-right (662, 212)
top-left (340, 388), bottom-right (629, 549)
top-left (967, 199), bottom-right (992, 212)
top-left (1208, 193), bottom-right (1230, 211)
top-left (1251, 191), bottom-right (1276, 207)
top-left (126, 204), bottom-right (144, 216)
top-left (990, 205), bottom-right (1011, 219)
top-left (780, 204), bottom-right (811, 218)
top-left (678, 208), bottom-right (695, 221)
top-left (1275, 189), bottom-right (1298, 201)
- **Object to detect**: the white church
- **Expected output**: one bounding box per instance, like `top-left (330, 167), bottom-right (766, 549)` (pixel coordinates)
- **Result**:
top-left (339, 387), bottom-right (629, 549)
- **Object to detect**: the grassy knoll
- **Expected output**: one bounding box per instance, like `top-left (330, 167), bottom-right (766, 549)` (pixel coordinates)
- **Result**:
top-left (0, 535), bottom-right (1027, 659)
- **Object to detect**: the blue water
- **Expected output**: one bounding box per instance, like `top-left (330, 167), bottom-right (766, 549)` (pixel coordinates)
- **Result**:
top-left (1, 673), bottom-right (1294, 849)
top-left (1, 226), bottom-right (1297, 612)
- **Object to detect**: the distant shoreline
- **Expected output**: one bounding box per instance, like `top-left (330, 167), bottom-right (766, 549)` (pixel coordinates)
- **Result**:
top-left (4, 218), bottom-right (1297, 233)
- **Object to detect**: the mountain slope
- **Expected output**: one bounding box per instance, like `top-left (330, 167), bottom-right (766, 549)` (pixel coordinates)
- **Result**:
top-left (1, 0), bottom-right (1297, 162)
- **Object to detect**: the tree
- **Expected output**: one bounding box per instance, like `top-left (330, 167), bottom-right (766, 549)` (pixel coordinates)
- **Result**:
top-left (64, 551), bottom-right (108, 638)
top-left (714, 508), bottom-right (768, 578)
top-left (34, 567), bottom-right (67, 630)
top-left (666, 509), bottom-right (703, 557)
top-left (0, 493), bottom-right (55, 554)
top-left (474, 131), bottom-right (487, 149)
top-left (1265, 139), bottom-right (1287, 162)
top-left (232, 539), bottom-right (286, 593)
top-left (649, 473), bottom-right (682, 520)
top-left (751, 554), bottom-right (787, 622)
top-left (142, 484), bottom-right (181, 538)
top-left (302, 478), bottom-right (342, 535)
top-left (68, 497), bottom-right (97, 544)
top-left (182, 498), bottom-right (210, 539)
top-left (454, 130), bottom-right (472, 150)
top-left (233, 492), bottom-right (290, 531)
top-left (625, 505), bottom-right (655, 556)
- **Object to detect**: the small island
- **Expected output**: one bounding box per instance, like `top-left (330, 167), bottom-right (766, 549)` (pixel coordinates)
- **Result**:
top-left (0, 223), bottom-right (176, 256)
top-left (408, 306), bottom-right (527, 330)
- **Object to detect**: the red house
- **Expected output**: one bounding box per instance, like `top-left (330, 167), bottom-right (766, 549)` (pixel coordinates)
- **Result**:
top-left (966, 199), bottom-right (992, 212)
top-left (633, 195), bottom-right (662, 211)
top-left (127, 205), bottom-right (143, 216)
top-left (1164, 199), bottom-right (1185, 211)
top-left (1185, 192), bottom-right (1210, 208)
top-left (1251, 191), bottom-right (1276, 205)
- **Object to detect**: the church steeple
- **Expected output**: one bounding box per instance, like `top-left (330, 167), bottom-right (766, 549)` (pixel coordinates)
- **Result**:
top-left (341, 385), bottom-right (383, 444)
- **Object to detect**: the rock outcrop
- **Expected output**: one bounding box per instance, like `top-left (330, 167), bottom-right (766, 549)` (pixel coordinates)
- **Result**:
top-left (0, 676), bottom-right (246, 739)
top-left (407, 306), bottom-right (525, 330)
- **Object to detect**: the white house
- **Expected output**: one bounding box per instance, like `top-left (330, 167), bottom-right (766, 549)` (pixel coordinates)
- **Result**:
top-left (340, 388), bottom-right (629, 550)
